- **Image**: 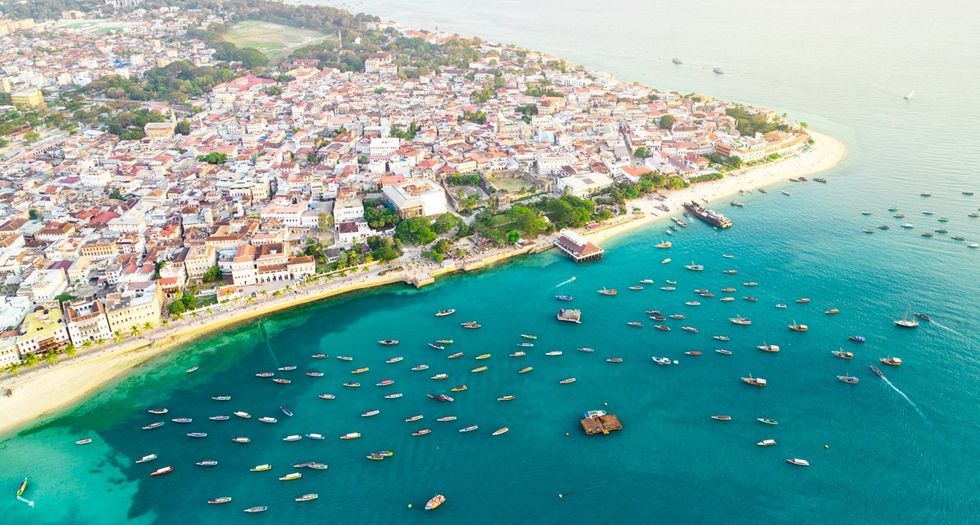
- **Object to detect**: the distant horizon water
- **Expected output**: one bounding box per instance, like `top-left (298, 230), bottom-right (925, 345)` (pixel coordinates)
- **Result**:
top-left (2, 1), bottom-right (978, 523)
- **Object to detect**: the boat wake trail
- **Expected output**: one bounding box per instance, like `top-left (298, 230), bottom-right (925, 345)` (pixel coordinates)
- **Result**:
top-left (554, 276), bottom-right (577, 288)
top-left (880, 375), bottom-right (927, 421)
top-left (929, 321), bottom-right (963, 337)
top-left (17, 495), bottom-right (35, 508)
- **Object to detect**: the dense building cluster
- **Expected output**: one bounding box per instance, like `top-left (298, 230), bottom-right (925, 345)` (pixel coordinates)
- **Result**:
top-left (0, 3), bottom-right (808, 369)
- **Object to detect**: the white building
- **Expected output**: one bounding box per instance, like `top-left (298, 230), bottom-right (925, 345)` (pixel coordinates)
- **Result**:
top-left (557, 172), bottom-right (615, 198)
top-left (382, 180), bottom-right (449, 218)
top-left (333, 196), bottom-right (365, 224)
top-left (369, 137), bottom-right (400, 159)
top-left (16, 269), bottom-right (67, 304)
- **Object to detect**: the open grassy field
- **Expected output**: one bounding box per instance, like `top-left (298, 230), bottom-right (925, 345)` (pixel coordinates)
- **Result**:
top-left (222, 20), bottom-right (329, 59)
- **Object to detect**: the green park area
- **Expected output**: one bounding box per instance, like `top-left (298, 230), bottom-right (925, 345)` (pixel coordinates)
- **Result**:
top-left (222, 20), bottom-right (329, 59)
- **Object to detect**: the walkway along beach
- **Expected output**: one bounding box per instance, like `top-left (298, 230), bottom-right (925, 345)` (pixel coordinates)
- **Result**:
top-left (0, 130), bottom-right (845, 438)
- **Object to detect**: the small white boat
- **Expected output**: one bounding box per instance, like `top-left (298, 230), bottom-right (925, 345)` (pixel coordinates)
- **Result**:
top-left (135, 454), bottom-right (157, 464)
top-left (306, 433), bottom-right (325, 440)
top-left (340, 432), bottom-right (361, 440)
top-left (786, 458), bottom-right (810, 467)
top-left (757, 439), bottom-right (777, 447)
top-left (282, 435), bottom-right (302, 442)
top-left (492, 427), bottom-right (510, 436)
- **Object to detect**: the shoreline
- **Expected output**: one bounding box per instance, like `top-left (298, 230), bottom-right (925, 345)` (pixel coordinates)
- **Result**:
top-left (0, 135), bottom-right (845, 439)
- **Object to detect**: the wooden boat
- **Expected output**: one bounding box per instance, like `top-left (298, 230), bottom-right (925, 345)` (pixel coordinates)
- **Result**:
top-left (361, 410), bottom-right (381, 417)
top-left (377, 339), bottom-right (399, 346)
top-left (710, 415), bottom-right (732, 421)
top-left (342, 382), bottom-right (360, 388)
top-left (233, 436), bottom-right (252, 443)
top-left (384, 392), bottom-right (403, 399)
top-left (825, 308), bottom-right (840, 315)
top-left (497, 395), bottom-right (516, 402)
top-left (196, 460), bottom-right (218, 467)
top-left (244, 506), bottom-right (268, 513)
top-left (788, 322), bottom-right (808, 332)
top-left (832, 349), bottom-right (854, 360)
top-left (757, 418), bottom-right (779, 425)
top-left (520, 333), bottom-right (538, 340)
top-left (150, 466), bottom-right (174, 477)
top-left (411, 364), bottom-right (430, 371)
top-left (142, 422), bottom-right (164, 430)
top-left (208, 497), bottom-right (232, 505)
top-left (405, 415), bottom-right (424, 423)
top-left (412, 429), bottom-right (432, 436)
top-left (431, 373), bottom-right (449, 380)
top-left (518, 366), bottom-right (533, 374)
top-left (376, 379), bottom-right (395, 387)
top-left (250, 464), bottom-right (272, 472)
top-left (475, 353), bottom-right (491, 360)
top-left (272, 378), bottom-right (292, 385)
top-left (880, 356), bottom-right (903, 366)
top-left (597, 287), bottom-right (618, 296)
top-left (471, 366), bottom-right (488, 373)
top-left (278, 472), bottom-right (302, 481)
top-left (684, 351), bottom-right (702, 357)
top-left (715, 349), bottom-right (733, 355)
top-left (559, 377), bottom-right (577, 384)
top-left (458, 424), bottom-right (479, 433)
top-left (606, 357), bottom-right (624, 363)
top-left (435, 416), bottom-right (457, 422)
top-left (741, 375), bottom-right (767, 387)
top-left (447, 352), bottom-right (463, 359)
top-left (757, 344), bottom-right (780, 353)
top-left (492, 427), bottom-right (510, 436)
top-left (340, 432), bottom-right (361, 440)
top-left (545, 351), bottom-right (563, 356)
top-left (450, 385), bottom-right (468, 392)
top-left (385, 356), bottom-right (404, 364)
top-left (509, 351), bottom-right (526, 358)
top-left (352, 367), bottom-right (370, 374)
top-left (295, 493), bottom-right (319, 502)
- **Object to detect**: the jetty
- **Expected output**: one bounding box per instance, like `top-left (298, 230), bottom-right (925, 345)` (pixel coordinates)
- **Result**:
top-left (554, 229), bottom-right (604, 262)
top-left (580, 410), bottom-right (622, 435)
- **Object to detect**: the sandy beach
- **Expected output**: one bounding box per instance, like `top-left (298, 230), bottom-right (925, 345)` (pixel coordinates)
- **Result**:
top-left (0, 131), bottom-right (845, 438)
top-left (582, 130), bottom-right (847, 245)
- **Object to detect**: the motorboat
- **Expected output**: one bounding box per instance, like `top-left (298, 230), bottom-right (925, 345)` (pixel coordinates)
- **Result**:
top-left (295, 494), bottom-right (319, 502)
top-left (880, 357), bottom-right (903, 366)
top-left (651, 356), bottom-right (671, 366)
top-left (278, 472), bottom-right (302, 481)
top-left (757, 439), bottom-right (776, 447)
top-left (435, 309), bottom-right (456, 317)
top-left (243, 507), bottom-right (268, 514)
top-left (757, 344), bottom-right (780, 353)
top-left (715, 349), bottom-right (733, 355)
top-left (142, 422), bottom-right (164, 431)
top-left (208, 497), bottom-right (232, 505)
top-left (458, 425), bottom-right (479, 433)
top-left (497, 395), bottom-right (517, 401)
top-left (741, 375), bottom-right (767, 387)
top-left (150, 466), bottom-right (174, 477)
top-left (210, 414), bottom-right (230, 420)
top-left (837, 375), bottom-right (859, 384)
top-left (492, 427), bottom-right (510, 436)
top-left (196, 460), bottom-right (218, 467)
top-left (340, 432), bottom-right (362, 440)
top-left (559, 377), bottom-right (577, 384)
top-left (710, 415), bottom-right (732, 421)
top-left (233, 437), bottom-right (252, 444)
top-left (786, 458), bottom-right (810, 467)
top-left (426, 494), bottom-right (446, 511)
top-left (832, 349), bottom-right (854, 359)
top-left (447, 352), bottom-right (464, 359)
top-left (377, 339), bottom-right (399, 346)
top-left (361, 410), bottom-right (381, 418)
top-left (250, 464), bottom-right (272, 472)
top-left (384, 392), bottom-right (403, 399)
top-left (147, 408), bottom-right (168, 415)
top-left (788, 322), bottom-right (808, 332)
top-left (135, 454), bottom-right (157, 464)
top-left (729, 316), bottom-right (752, 326)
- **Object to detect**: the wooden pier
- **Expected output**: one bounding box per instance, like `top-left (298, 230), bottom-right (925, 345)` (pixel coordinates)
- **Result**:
top-left (554, 229), bottom-right (604, 262)
top-left (580, 413), bottom-right (623, 435)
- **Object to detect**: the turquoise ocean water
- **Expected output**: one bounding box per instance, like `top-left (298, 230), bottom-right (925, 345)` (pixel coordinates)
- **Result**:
top-left (2, 1), bottom-right (979, 523)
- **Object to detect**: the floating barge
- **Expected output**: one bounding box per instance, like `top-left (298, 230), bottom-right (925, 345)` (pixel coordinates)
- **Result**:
top-left (683, 201), bottom-right (732, 229)
top-left (554, 229), bottom-right (604, 262)
top-left (580, 410), bottom-right (622, 435)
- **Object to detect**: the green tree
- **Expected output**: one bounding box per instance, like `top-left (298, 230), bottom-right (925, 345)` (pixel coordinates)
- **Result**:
top-left (202, 265), bottom-right (223, 283)
top-left (197, 152), bottom-right (227, 165)
top-left (109, 187), bottom-right (124, 200)
top-left (175, 120), bottom-right (191, 135)
top-left (432, 213), bottom-right (461, 234)
top-left (633, 146), bottom-right (648, 158)
top-left (394, 217), bottom-right (436, 245)
top-left (659, 114), bottom-right (675, 129)
top-left (24, 130), bottom-right (40, 144)
top-left (507, 230), bottom-right (521, 244)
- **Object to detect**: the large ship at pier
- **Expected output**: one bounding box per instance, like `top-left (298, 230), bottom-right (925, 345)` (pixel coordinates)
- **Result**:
top-left (683, 201), bottom-right (733, 229)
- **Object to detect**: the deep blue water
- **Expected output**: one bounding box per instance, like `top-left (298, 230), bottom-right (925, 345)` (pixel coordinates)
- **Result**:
top-left (2, 0), bottom-right (979, 523)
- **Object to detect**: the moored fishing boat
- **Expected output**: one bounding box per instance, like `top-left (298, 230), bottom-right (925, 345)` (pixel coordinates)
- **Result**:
top-left (713, 335), bottom-right (731, 341)
top-left (741, 375), bottom-right (767, 387)
top-left (258, 416), bottom-right (278, 423)
top-left (376, 379), bottom-right (395, 386)
top-left (757, 417), bottom-right (778, 425)
top-left (250, 464), bottom-right (272, 472)
top-left (729, 315), bottom-right (752, 326)
top-left (597, 287), bottom-right (618, 296)
top-left (208, 497), bottom-right (232, 505)
top-left (147, 407), bottom-right (168, 415)
top-left (135, 454), bottom-right (157, 464)
top-left (715, 349), bottom-right (733, 355)
top-left (278, 472), bottom-right (302, 481)
top-left (271, 378), bottom-right (291, 385)
top-left (450, 385), bottom-right (468, 392)
top-left (281, 406), bottom-right (294, 418)
top-left (427, 393), bottom-right (454, 402)
top-left (295, 493), bottom-right (319, 502)
top-left (880, 356), bottom-right (903, 366)
top-left (556, 309), bottom-right (582, 323)
top-left (232, 436), bottom-right (252, 444)
top-left (825, 308), bottom-right (840, 315)
top-left (510, 351), bottom-right (526, 358)
top-left (471, 365), bottom-right (488, 373)
top-left (277, 365), bottom-right (297, 372)
top-left (412, 429), bottom-right (432, 436)
top-left (447, 352), bottom-right (464, 359)
top-left (377, 339), bottom-right (399, 346)
top-left (492, 427), bottom-right (510, 436)
top-left (352, 367), bottom-right (370, 374)
top-left (211, 395), bottom-right (231, 401)
top-left (559, 377), bottom-right (577, 384)
top-left (361, 410), bottom-right (381, 418)
top-left (243, 506), bottom-right (268, 513)
top-left (340, 432), bottom-right (361, 440)
top-left (786, 458), bottom-right (810, 467)
top-left (142, 421), bottom-right (164, 430)
top-left (405, 415), bottom-right (424, 423)
top-left (428, 342), bottom-right (445, 350)
top-left (710, 415), bottom-right (732, 421)
top-left (627, 321), bottom-right (643, 327)
top-left (384, 392), bottom-right (403, 399)
top-left (458, 425), bottom-right (479, 433)
top-left (555, 294), bottom-right (574, 301)
top-left (234, 411), bottom-right (251, 419)
top-left (196, 460), bottom-right (218, 467)
top-left (430, 373), bottom-right (449, 380)
top-left (386, 356), bottom-right (404, 364)
top-left (837, 375), bottom-right (859, 384)
top-left (832, 349), bottom-right (854, 359)
top-left (476, 353), bottom-right (492, 359)
top-left (518, 366), bottom-right (534, 374)
top-left (606, 357), bottom-right (624, 363)
top-left (342, 382), bottom-right (360, 388)
top-left (306, 433), bottom-right (325, 440)
top-left (757, 439), bottom-right (777, 447)
top-left (186, 432), bottom-right (207, 439)
top-left (757, 344), bottom-right (780, 353)
top-left (520, 333), bottom-right (538, 340)
top-left (497, 395), bottom-right (516, 401)
top-left (435, 309), bottom-right (456, 317)
top-left (545, 350), bottom-right (563, 356)
top-left (788, 321), bottom-right (808, 332)
top-left (411, 364), bottom-right (430, 371)
top-left (849, 335), bottom-right (866, 343)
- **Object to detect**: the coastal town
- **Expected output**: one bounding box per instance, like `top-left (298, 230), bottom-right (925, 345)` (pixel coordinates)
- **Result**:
top-left (0, 1), bottom-right (813, 377)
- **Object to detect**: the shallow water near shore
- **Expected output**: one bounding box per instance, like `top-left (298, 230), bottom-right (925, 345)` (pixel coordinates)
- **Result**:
top-left (3, 0), bottom-right (980, 522)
